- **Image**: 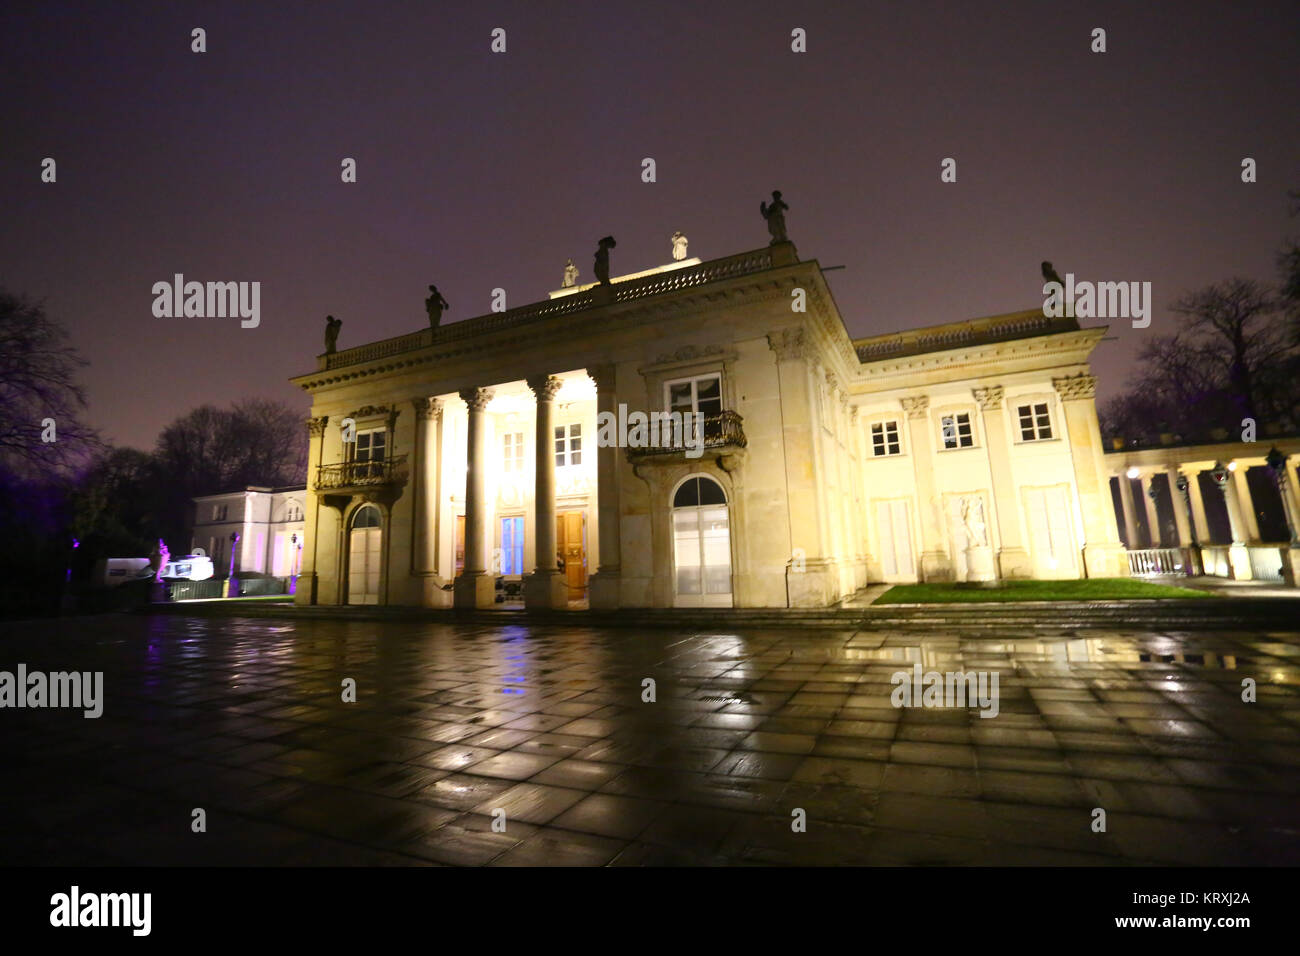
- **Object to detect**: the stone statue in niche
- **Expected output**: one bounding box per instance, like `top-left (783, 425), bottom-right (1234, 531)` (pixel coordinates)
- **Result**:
top-left (425, 285), bottom-right (449, 330)
top-left (594, 236), bottom-right (617, 285)
top-left (760, 190), bottom-right (789, 243)
top-left (562, 258), bottom-right (579, 288)
top-left (961, 496), bottom-right (988, 548)
top-left (324, 315), bottom-right (342, 354)
top-left (671, 231), bottom-right (688, 261)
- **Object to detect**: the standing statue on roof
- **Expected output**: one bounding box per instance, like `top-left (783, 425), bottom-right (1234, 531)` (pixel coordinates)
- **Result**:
top-left (425, 285), bottom-right (449, 331)
top-left (760, 190), bottom-right (789, 243)
top-left (594, 236), bottom-right (617, 285)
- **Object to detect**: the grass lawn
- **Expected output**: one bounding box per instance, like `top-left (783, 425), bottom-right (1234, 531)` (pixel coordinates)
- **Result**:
top-left (875, 578), bottom-right (1218, 604)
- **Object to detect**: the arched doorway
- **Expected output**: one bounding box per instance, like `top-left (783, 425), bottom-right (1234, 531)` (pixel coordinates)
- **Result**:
top-left (348, 504), bottom-right (383, 605)
top-left (671, 475), bottom-right (732, 607)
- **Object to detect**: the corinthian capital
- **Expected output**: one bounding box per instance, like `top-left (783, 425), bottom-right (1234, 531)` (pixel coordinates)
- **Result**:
top-left (307, 415), bottom-right (329, 438)
top-left (900, 395), bottom-right (930, 419)
top-left (767, 327), bottom-right (808, 362)
top-left (411, 397), bottom-right (444, 421)
top-left (1052, 373), bottom-right (1097, 401)
top-left (460, 387), bottom-right (495, 411)
top-left (526, 375), bottom-right (564, 401)
top-left (972, 385), bottom-right (1004, 410)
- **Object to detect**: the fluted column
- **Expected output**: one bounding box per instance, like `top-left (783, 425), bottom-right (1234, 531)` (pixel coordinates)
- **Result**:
top-left (973, 385), bottom-right (1030, 578)
top-left (1230, 465), bottom-right (1261, 542)
top-left (454, 387), bottom-right (496, 608)
top-left (901, 394), bottom-right (952, 581)
top-left (587, 364), bottom-right (622, 609)
top-left (1166, 466), bottom-right (1193, 546)
top-left (1117, 473), bottom-right (1139, 548)
top-left (1053, 373), bottom-right (1128, 577)
top-left (524, 375), bottom-right (568, 609)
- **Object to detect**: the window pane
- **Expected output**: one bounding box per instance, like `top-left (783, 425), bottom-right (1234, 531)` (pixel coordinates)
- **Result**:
top-left (669, 383), bottom-right (692, 411)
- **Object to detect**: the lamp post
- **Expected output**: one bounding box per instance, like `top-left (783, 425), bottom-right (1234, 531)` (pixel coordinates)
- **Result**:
top-left (290, 533), bottom-right (301, 594)
top-left (225, 531), bottom-right (240, 598)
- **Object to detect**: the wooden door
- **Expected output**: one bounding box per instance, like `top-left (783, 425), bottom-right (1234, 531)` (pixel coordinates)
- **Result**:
top-left (556, 511), bottom-right (586, 599)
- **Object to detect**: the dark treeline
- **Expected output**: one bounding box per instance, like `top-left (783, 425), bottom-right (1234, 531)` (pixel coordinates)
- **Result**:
top-left (0, 288), bottom-right (305, 617)
top-left (1099, 191), bottom-right (1300, 445)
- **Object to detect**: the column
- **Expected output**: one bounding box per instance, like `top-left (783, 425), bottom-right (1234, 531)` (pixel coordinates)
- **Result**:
top-left (588, 364), bottom-right (622, 609)
top-left (901, 394), bottom-right (953, 581)
top-left (410, 397), bottom-right (445, 605)
top-left (1139, 473), bottom-right (1162, 548)
top-left (1117, 471), bottom-right (1140, 549)
top-left (973, 385), bottom-right (1031, 578)
top-left (295, 415), bottom-right (328, 606)
top-left (454, 387), bottom-right (497, 608)
top-left (1230, 465), bottom-right (1261, 542)
top-left (1268, 453), bottom-right (1300, 586)
top-left (524, 375), bottom-right (569, 609)
top-left (767, 328), bottom-right (834, 605)
top-left (1052, 374), bottom-right (1129, 577)
top-left (1214, 466), bottom-right (1252, 580)
top-left (1166, 465), bottom-right (1201, 575)
top-left (1184, 467), bottom-right (1211, 544)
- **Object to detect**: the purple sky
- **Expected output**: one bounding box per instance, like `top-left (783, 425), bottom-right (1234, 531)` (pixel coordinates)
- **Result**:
top-left (4, 0), bottom-right (1298, 451)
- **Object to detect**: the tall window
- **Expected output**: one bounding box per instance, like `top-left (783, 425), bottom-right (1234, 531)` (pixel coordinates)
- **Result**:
top-left (355, 428), bottom-right (387, 477)
top-left (871, 421), bottom-right (901, 457)
top-left (285, 501), bottom-right (303, 522)
top-left (667, 375), bottom-right (723, 418)
top-left (940, 413), bottom-right (974, 449)
top-left (502, 432), bottom-right (524, 474)
top-left (500, 517), bottom-right (524, 575)
top-left (1017, 403), bottom-right (1053, 441)
top-left (555, 423), bottom-right (582, 467)
top-left (211, 504), bottom-right (228, 521)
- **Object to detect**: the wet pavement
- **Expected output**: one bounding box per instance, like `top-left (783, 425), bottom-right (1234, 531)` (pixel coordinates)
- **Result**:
top-left (2, 613), bottom-right (1298, 866)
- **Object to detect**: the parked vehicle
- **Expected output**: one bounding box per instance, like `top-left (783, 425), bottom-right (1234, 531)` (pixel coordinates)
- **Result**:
top-left (90, 558), bottom-right (154, 588)
top-left (160, 555), bottom-right (215, 582)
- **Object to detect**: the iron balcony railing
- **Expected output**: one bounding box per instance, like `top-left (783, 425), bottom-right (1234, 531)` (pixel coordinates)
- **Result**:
top-left (315, 454), bottom-right (409, 491)
top-left (627, 410), bottom-right (747, 458)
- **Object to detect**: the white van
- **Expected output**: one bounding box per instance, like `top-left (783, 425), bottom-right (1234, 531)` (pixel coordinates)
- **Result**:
top-left (160, 555), bottom-right (215, 582)
top-left (91, 558), bottom-right (155, 588)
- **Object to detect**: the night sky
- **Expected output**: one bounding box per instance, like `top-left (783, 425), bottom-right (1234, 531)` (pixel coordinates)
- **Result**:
top-left (4, 0), bottom-right (1298, 451)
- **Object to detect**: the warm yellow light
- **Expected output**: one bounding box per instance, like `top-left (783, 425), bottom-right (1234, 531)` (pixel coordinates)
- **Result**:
top-left (1126, 466), bottom-right (1140, 479)
top-left (1227, 461), bottom-right (1238, 471)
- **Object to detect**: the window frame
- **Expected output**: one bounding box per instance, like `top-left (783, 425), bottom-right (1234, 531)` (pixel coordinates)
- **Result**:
top-left (1015, 400), bottom-right (1055, 443)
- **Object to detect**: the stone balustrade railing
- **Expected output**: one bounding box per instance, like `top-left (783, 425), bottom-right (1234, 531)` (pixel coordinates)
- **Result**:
top-left (322, 248), bottom-right (777, 371)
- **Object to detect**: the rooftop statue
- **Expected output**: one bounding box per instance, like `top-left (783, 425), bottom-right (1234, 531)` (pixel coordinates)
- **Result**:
top-left (760, 190), bottom-right (789, 243)
top-left (671, 231), bottom-right (688, 261)
top-left (425, 284), bottom-right (449, 330)
top-left (562, 258), bottom-right (579, 288)
top-left (1041, 261), bottom-right (1065, 287)
top-left (594, 236), bottom-right (617, 285)
top-left (324, 314), bottom-right (342, 354)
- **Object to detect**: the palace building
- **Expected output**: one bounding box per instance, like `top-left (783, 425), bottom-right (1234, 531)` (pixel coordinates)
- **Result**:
top-left (289, 226), bottom-right (1129, 610)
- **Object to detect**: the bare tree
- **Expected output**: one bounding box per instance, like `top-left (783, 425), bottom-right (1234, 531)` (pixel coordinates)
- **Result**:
top-left (0, 288), bottom-right (100, 478)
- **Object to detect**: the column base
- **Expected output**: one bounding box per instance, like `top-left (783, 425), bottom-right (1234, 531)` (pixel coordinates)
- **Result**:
top-left (995, 547), bottom-right (1033, 580)
top-left (1281, 547), bottom-right (1300, 587)
top-left (1226, 543), bottom-right (1253, 581)
top-left (454, 572), bottom-right (497, 608)
top-left (787, 558), bottom-right (837, 607)
top-left (1082, 543), bottom-right (1129, 578)
top-left (524, 570), bottom-right (569, 609)
top-left (919, 551), bottom-right (954, 583)
top-left (963, 545), bottom-right (997, 583)
top-left (417, 574), bottom-right (454, 608)
top-left (588, 570), bottom-right (621, 609)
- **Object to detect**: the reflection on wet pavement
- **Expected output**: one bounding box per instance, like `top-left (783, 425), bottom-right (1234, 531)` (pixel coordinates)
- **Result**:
top-left (1, 614), bottom-right (1297, 865)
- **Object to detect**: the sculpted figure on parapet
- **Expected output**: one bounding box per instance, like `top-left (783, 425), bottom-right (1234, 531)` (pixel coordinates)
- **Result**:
top-left (594, 237), bottom-right (617, 285)
top-left (760, 190), bottom-right (789, 243)
top-left (425, 285), bottom-right (449, 330)
top-left (324, 315), bottom-right (342, 354)
top-left (562, 258), bottom-right (579, 288)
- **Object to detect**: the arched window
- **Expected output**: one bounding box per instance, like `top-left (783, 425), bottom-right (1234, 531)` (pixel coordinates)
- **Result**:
top-left (348, 505), bottom-right (383, 603)
top-left (671, 476), bottom-right (732, 607)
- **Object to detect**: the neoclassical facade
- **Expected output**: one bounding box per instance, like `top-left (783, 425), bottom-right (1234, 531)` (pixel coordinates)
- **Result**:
top-left (290, 235), bottom-right (1127, 609)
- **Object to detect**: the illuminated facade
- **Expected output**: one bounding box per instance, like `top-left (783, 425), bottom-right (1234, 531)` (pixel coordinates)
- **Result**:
top-left (290, 237), bottom-right (1127, 609)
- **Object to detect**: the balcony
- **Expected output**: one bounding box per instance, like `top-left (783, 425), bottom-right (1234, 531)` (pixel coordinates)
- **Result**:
top-left (315, 454), bottom-right (409, 493)
top-left (627, 411), bottom-right (748, 460)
